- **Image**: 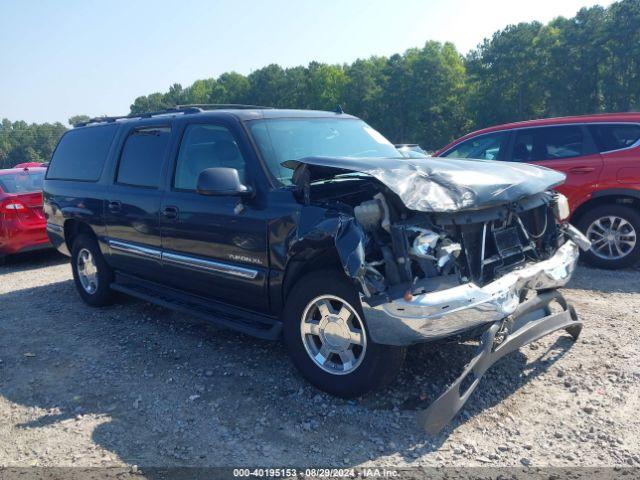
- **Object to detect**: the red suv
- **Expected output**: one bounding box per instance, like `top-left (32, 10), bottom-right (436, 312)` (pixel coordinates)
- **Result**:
top-left (435, 113), bottom-right (640, 269)
top-left (0, 166), bottom-right (50, 265)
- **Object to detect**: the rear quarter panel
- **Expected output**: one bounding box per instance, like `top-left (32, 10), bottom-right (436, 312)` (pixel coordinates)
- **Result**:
top-left (43, 180), bottom-right (108, 256)
top-left (600, 146), bottom-right (640, 189)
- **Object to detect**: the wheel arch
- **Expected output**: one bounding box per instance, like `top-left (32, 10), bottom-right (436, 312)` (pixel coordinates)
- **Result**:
top-left (63, 219), bottom-right (97, 253)
top-left (571, 189), bottom-right (640, 226)
top-left (282, 247), bottom-right (347, 306)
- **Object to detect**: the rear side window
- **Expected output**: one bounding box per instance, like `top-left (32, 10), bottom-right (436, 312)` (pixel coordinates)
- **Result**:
top-left (588, 124), bottom-right (640, 152)
top-left (441, 132), bottom-right (508, 160)
top-left (47, 125), bottom-right (118, 181)
top-left (512, 126), bottom-right (585, 161)
top-left (116, 127), bottom-right (171, 188)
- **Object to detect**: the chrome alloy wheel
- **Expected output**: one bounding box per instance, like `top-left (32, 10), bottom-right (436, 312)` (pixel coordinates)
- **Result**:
top-left (586, 215), bottom-right (637, 260)
top-left (77, 248), bottom-right (99, 294)
top-left (300, 295), bottom-right (367, 375)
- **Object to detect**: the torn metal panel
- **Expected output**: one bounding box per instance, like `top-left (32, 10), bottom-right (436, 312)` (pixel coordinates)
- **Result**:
top-left (288, 207), bottom-right (372, 293)
top-left (335, 216), bottom-right (367, 281)
top-left (283, 156), bottom-right (566, 213)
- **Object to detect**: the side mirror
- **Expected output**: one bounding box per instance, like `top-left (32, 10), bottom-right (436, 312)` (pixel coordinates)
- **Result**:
top-left (196, 168), bottom-right (253, 197)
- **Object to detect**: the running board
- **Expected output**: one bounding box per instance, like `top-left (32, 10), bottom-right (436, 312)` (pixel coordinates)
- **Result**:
top-left (111, 273), bottom-right (282, 340)
top-left (417, 290), bottom-right (582, 434)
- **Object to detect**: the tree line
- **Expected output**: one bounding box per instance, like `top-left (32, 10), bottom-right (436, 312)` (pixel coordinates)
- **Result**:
top-left (0, 119), bottom-right (67, 168)
top-left (1, 0), bottom-right (639, 169)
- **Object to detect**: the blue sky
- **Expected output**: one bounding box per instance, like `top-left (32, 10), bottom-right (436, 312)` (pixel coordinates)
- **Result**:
top-left (1, 0), bottom-right (615, 125)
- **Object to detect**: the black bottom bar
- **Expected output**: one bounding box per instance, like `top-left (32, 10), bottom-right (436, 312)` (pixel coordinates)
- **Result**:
top-left (417, 290), bottom-right (582, 434)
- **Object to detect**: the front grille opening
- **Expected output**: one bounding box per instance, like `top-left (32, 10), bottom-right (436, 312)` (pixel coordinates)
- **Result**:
top-left (458, 205), bottom-right (559, 286)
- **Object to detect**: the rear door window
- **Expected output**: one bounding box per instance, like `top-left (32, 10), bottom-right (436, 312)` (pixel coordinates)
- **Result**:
top-left (588, 124), bottom-right (640, 152)
top-left (116, 127), bottom-right (171, 188)
top-left (441, 132), bottom-right (508, 160)
top-left (47, 124), bottom-right (118, 181)
top-left (512, 126), bottom-right (586, 161)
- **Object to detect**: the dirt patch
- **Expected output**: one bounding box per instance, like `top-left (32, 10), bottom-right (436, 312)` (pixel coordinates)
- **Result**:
top-left (0, 251), bottom-right (638, 467)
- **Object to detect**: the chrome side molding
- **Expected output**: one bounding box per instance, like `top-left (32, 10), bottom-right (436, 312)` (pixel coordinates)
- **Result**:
top-left (162, 251), bottom-right (258, 279)
top-left (108, 239), bottom-right (162, 261)
top-left (45, 222), bottom-right (64, 233)
top-left (107, 239), bottom-right (258, 279)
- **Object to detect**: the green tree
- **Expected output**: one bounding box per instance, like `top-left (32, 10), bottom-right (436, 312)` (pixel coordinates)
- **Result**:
top-left (467, 22), bottom-right (548, 127)
top-left (217, 72), bottom-right (250, 104)
top-left (306, 62), bottom-right (348, 111)
top-left (246, 64), bottom-right (288, 106)
top-left (68, 115), bottom-right (91, 126)
top-left (0, 119), bottom-right (67, 168)
top-left (601, 0), bottom-right (640, 110)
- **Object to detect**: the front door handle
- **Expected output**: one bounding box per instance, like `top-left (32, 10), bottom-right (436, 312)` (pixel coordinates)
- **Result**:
top-left (107, 200), bottom-right (122, 213)
top-left (569, 166), bottom-right (595, 174)
top-left (162, 206), bottom-right (179, 220)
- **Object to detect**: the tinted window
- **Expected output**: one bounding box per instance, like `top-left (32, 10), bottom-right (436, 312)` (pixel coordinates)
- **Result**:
top-left (588, 124), bottom-right (640, 152)
top-left (47, 125), bottom-right (118, 181)
top-left (512, 126), bottom-right (585, 161)
top-left (442, 132), bottom-right (508, 160)
top-left (0, 170), bottom-right (45, 193)
top-left (174, 124), bottom-right (247, 190)
top-left (116, 127), bottom-right (171, 188)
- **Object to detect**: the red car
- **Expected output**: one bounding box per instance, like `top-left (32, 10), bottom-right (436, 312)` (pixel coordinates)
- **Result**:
top-left (0, 166), bottom-right (50, 264)
top-left (435, 113), bottom-right (640, 269)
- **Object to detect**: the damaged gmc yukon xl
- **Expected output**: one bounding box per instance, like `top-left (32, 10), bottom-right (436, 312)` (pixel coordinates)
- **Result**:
top-left (43, 107), bottom-right (591, 432)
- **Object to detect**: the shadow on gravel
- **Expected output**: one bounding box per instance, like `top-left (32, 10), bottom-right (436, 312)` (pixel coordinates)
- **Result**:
top-left (0, 249), bottom-right (67, 275)
top-left (355, 330), bottom-right (577, 462)
top-left (565, 264), bottom-right (640, 294)
top-left (0, 277), bottom-right (578, 467)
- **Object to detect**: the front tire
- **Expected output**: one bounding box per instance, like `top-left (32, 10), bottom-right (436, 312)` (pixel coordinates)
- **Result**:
top-left (283, 270), bottom-right (406, 398)
top-left (71, 233), bottom-right (114, 307)
top-left (576, 204), bottom-right (640, 269)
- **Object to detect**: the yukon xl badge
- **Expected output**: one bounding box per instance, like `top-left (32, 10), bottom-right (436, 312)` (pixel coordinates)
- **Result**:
top-left (228, 254), bottom-right (262, 265)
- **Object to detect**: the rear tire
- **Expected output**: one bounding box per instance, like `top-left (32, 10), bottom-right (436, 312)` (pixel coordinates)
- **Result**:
top-left (71, 233), bottom-right (114, 307)
top-left (576, 204), bottom-right (640, 269)
top-left (283, 270), bottom-right (406, 398)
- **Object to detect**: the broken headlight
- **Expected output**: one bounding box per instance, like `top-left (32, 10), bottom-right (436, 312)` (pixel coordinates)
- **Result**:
top-left (552, 193), bottom-right (570, 221)
top-left (410, 228), bottom-right (461, 274)
top-left (410, 229), bottom-right (439, 259)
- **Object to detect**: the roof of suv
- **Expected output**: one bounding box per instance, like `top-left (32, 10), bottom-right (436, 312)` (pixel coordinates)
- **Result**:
top-left (435, 112), bottom-right (640, 155)
top-left (76, 107), bottom-right (356, 129)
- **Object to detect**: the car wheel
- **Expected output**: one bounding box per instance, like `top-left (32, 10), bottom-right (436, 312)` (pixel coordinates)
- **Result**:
top-left (71, 233), bottom-right (114, 307)
top-left (283, 270), bottom-right (406, 398)
top-left (576, 204), bottom-right (640, 269)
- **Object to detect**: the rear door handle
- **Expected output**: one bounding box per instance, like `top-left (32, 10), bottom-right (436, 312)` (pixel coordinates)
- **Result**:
top-left (107, 200), bottom-right (122, 213)
top-left (162, 206), bottom-right (179, 220)
top-left (568, 166), bottom-right (595, 174)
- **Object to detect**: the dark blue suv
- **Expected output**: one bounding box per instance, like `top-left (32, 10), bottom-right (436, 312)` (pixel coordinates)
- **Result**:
top-left (44, 105), bottom-right (588, 433)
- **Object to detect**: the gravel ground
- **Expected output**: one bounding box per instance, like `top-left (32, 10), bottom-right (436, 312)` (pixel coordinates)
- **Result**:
top-left (0, 250), bottom-right (638, 469)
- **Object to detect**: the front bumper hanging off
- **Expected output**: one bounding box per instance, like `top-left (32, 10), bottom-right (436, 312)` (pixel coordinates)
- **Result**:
top-left (417, 289), bottom-right (582, 434)
top-left (361, 240), bottom-right (581, 345)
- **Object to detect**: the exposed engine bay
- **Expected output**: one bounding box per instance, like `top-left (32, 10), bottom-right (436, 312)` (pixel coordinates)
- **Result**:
top-left (288, 158), bottom-right (571, 306)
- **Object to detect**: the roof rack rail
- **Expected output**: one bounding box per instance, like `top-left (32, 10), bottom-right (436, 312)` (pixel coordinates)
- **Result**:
top-left (74, 104), bottom-right (275, 127)
top-left (177, 104), bottom-right (274, 110)
top-left (74, 106), bottom-right (204, 127)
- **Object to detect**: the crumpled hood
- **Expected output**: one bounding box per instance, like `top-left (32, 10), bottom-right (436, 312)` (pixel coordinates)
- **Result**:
top-left (283, 156), bottom-right (566, 213)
